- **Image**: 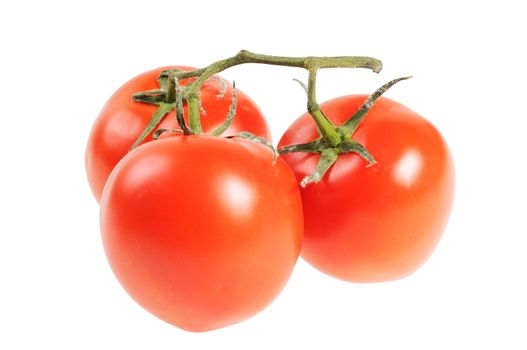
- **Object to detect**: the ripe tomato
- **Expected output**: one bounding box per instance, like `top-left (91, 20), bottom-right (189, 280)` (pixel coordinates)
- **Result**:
top-left (100, 136), bottom-right (303, 332)
top-left (278, 96), bottom-right (455, 282)
top-left (86, 67), bottom-right (271, 202)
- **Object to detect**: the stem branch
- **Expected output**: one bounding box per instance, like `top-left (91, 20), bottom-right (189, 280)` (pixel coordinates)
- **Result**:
top-left (307, 68), bottom-right (341, 146)
top-left (176, 50), bottom-right (382, 135)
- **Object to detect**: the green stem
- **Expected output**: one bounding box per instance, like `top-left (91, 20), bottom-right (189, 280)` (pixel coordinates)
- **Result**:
top-left (307, 68), bottom-right (341, 146)
top-left (174, 79), bottom-right (191, 135)
top-left (165, 73), bottom-right (176, 103)
top-left (187, 97), bottom-right (202, 133)
top-left (181, 50), bottom-right (382, 96)
top-left (237, 50), bottom-right (382, 71)
top-left (178, 50), bottom-right (382, 135)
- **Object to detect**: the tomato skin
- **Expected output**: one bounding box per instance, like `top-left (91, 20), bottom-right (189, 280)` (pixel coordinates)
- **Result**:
top-left (100, 136), bottom-right (303, 332)
top-left (278, 96), bottom-right (455, 282)
top-left (86, 67), bottom-right (271, 202)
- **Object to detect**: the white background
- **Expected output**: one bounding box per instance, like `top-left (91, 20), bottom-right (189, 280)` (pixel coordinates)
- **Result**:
top-left (1, 0), bottom-right (526, 349)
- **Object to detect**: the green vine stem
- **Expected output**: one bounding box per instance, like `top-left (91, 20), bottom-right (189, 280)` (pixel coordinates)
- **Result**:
top-left (170, 50), bottom-right (382, 135)
top-left (173, 75), bottom-right (191, 135)
top-left (306, 68), bottom-right (341, 146)
top-left (132, 50), bottom-right (381, 142)
top-left (129, 50), bottom-right (413, 187)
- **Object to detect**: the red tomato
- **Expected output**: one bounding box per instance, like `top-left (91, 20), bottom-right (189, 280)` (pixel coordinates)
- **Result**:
top-left (100, 136), bottom-right (303, 332)
top-left (86, 67), bottom-right (271, 202)
top-left (278, 96), bottom-right (455, 282)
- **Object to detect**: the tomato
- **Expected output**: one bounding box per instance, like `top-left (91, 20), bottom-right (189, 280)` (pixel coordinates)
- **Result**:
top-left (100, 136), bottom-right (303, 332)
top-left (278, 96), bottom-right (455, 282)
top-left (86, 66), bottom-right (271, 202)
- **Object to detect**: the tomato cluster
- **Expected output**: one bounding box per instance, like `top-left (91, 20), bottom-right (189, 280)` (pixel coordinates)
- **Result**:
top-left (86, 62), bottom-right (454, 332)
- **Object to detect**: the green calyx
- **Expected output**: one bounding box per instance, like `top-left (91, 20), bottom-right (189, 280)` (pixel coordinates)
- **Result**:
top-left (130, 72), bottom-right (237, 150)
top-left (278, 76), bottom-right (412, 187)
top-left (130, 71), bottom-right (189, 150)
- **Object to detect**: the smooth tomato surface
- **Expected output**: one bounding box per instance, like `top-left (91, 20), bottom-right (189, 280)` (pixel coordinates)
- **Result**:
top-left (279, 96), bottom-right (455, 282)
top-left (100, 136), bottom-right (303, 331)
top-left (86, 66), bottom-right (271, 201)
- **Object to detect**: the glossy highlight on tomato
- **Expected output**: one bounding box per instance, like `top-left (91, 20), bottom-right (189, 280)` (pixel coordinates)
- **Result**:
top-left (100, 136), bottom-right (303, 332)
top-left (279, 96), bottom-right (455, 282)
top-left (85, 66), bottom-right (271, 202)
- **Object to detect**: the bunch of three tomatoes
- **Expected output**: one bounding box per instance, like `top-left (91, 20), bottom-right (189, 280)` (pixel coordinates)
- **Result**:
top-left (86, 65), bottom-right (454, 332)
